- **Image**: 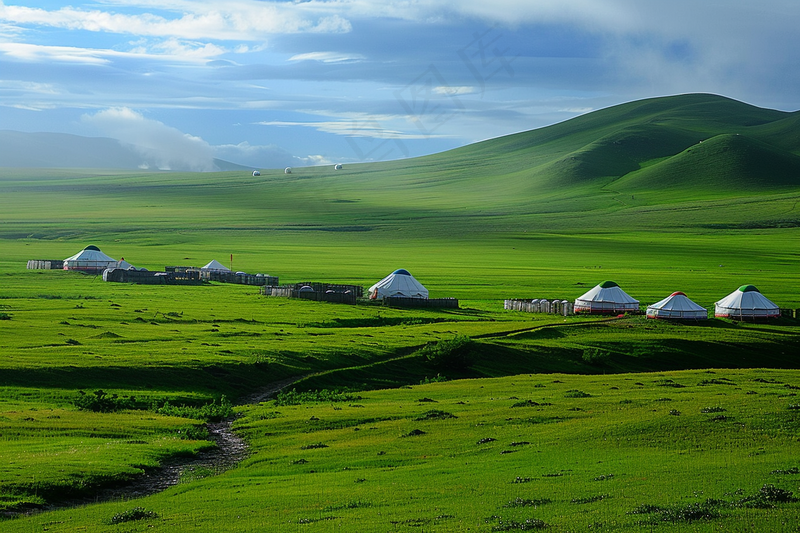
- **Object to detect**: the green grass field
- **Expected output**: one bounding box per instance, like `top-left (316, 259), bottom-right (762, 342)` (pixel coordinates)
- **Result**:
top-left (4, 370), bottom-right (800, 531)
top-left (1, 93), bottom-right (799, 529)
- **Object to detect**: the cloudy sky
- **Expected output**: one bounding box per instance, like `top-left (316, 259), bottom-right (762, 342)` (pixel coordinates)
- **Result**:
top-left (1, 1), bottom-right (799, 170)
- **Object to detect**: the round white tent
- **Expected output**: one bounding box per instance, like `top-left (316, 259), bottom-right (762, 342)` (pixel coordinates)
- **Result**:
top-left (646, 291), bottom-right (708, 320)
top-left (369, 269), bottom-right (428, 300)
top-left (63, 245), bottom-right (118, 272)
top-left (574, 281), bottom-right (639, 314)
top-left (715, 285), bottom-right (780, 319)
top-left (201, 259), bottom-right (231, 272)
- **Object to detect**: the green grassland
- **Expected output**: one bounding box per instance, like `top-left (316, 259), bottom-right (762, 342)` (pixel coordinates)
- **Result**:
top-left (5, 370), bottom-right (800, 532)
top-left (1, 93), bottom-right (799, 528)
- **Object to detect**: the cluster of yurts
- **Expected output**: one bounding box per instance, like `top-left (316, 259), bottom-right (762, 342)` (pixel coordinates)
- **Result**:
top-left (505, 281), bottom-right (783, 320)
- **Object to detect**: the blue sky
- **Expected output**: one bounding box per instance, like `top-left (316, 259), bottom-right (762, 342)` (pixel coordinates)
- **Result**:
top-left (1, 0), bottom-right (799, 170)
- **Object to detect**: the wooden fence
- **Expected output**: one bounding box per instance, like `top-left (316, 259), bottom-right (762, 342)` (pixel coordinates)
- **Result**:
top-left (261, 282), bottom-right (362, 305)
top-left (200, 271), bottom-right (279, 286)
top-left (26, 259), bottom-right (64, 270)
top-left (505, 299), bottom-right (574, 316)
top-left (291, 282), bottom-right (363, 297)
top-left (103, 268), bottom-right (202, 285)
top-left (383, 297), bottom-right (459, 309)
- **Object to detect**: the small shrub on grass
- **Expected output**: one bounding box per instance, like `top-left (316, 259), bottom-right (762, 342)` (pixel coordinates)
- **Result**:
top-left (629, 501), bottom-right (720, 524)
top-left (176, 425), bottom-right (209, 440)
top-left (420, 335), bottom-right (474, 371)
top-left (300, 442), bottom-right (328, 450)
top-left (698, 378), bottom-right (736, 386)
top-left (0, 312), bottom-right (11, 320)
top-left (734, 484), bottom-right (797, 508)
top-left (582, 347), bottom-right (611, 365)
top-left (571, 494), bottom-right (609, 504)
top-left (564, 390), bottom-right (591, 398)
top-left (477, 437), bottom-right (497, 445)
top-left (700, 406), bottom-right (726, 413)
top-left (155, 396), bottom-right (233, 422)
top-left (74, 390), bottom-right (136, 413)
top-left (770, 467), bottom-right (799, 475)
top-left (402, 429), bottom-right (426, 437)
top-left (274, 388), bottom-right (361, 406)
top-left (504, 497), bottom-right (551, 508)
top-left (110, 507), bottom-right (157, 524)
top-left (656, 501), bottom-right (721, 523)
top-left (420, 374), bottom-right (449, 384)
top-left (787, 404), bottom-right (800, 410)
top-left (415, 409), bottom-right (457, 421)
top-left (655, 378), bottom-right (685, 388)
top-left (323, 500), bottom-right (372, 511)
top-left (490, 517), bottom-right (548, 530)
top-left (511, 400), bottom-right (541, 408)
top-left (511, 476), bottom-right (532, 484)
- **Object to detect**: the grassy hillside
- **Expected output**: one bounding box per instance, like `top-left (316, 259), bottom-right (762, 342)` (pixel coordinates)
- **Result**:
top-left (5, 370), bottom-right (800, 532)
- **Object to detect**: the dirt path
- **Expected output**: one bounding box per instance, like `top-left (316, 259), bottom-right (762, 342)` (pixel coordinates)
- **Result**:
top-left (37, 376), bottom-right (302, 512)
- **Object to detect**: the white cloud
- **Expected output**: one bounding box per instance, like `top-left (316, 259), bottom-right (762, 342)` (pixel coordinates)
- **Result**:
top-left (256, 116), bottom-right (445, 140)
top-left (82, 107), bottom-right (216, 171)
top-left (0, 42), bottom-right (112, 64)
top-left (288, 51), bottom-right (365, 63)
top-left (0, 1), bottom-right (352, 41)
top-left (128, 37), bottom-right (228, 58)
top-left (0, 40), bottom-right (221, 64)
top-left (434, 86), bottom-right (475, 96)
top-left (213, 141), bottom-right (302, 168)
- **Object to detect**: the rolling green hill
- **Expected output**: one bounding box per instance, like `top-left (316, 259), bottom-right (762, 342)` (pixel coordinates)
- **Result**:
top-left (615, 133), bottom-right (800, 197)
top-left (418, 93), bottom-right (799, 199)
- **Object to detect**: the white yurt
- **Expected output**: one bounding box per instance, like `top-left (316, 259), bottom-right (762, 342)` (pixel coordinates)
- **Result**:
top-left (115, 259), bottom-right (137, 271)
top-left (574, 281), bottom-right (639, 314)
top-left (368, 269), bottom-right (428, 300)
top-left (201, 260), bottom-right (231, 272)
top-left (646, 291), bottom-right (708, 320)
top-left (715, 285), bottom-right (780, 319)
top-left (63, 245), bottom-right (118, 272)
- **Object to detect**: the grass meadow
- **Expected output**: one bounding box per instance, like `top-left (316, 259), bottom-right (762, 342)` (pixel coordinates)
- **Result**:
top-left (4, 370), bottom-right (800, 531)
top-left (2, 97), bottom-right (800, 531)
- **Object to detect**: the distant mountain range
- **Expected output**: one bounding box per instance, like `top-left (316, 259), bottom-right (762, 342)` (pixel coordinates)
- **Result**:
top-left (0, 130), bottom-right (250, 171)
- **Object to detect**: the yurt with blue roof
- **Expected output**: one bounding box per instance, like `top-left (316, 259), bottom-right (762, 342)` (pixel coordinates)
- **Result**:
top-left (368, 269), bottom-right (428, 300)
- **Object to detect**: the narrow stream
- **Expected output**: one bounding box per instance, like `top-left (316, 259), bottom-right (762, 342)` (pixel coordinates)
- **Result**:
top-left (38, 376), bottom-right (301, 512)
